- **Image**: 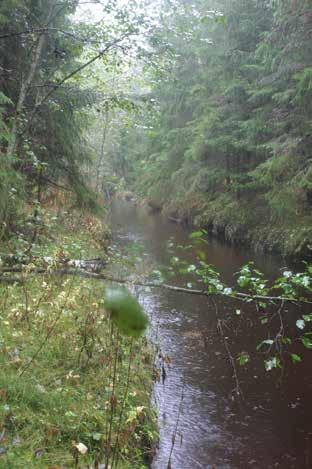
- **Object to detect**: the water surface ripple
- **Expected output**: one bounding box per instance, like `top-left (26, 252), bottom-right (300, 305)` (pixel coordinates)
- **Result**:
top-left (110, 199), bottom-right (312, 469)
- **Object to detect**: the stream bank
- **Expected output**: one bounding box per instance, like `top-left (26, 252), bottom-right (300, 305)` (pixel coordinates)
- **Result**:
top-left (139, 194), bottom-right (312, 260)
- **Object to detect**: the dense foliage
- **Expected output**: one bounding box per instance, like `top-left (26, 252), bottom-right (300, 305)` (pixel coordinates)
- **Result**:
top-left (0, 0), bottom-right (144, 240)
top-left (109, 0), bottom-right (312, 257)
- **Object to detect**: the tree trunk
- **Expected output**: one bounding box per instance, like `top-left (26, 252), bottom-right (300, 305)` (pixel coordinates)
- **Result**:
top-left (95, 111), bottom-right (110, 192)
top-left (6, 5), bottom-right (54, 159)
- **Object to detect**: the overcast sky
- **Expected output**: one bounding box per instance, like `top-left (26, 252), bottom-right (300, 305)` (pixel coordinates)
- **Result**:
top-left (74, 0), bottom-right (160, 24)
top-left (74, 1), bottom-right (107, 23)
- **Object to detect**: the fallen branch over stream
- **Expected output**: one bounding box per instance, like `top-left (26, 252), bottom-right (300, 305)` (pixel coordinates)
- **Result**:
top-left (1, 265), bottom-right (311, 305)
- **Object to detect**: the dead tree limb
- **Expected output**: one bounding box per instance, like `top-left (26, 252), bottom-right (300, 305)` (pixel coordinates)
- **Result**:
top-left (0, 267), bottom-right (311, 305)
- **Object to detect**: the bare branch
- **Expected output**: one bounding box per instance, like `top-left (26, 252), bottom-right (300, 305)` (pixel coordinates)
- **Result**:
top-left (0, 27), bottom-right (103, 45)
top-left (21, 31), bottom-right (134, 137)
top-left (0, 266), bottom-right (311, 305)
top-left (211, 297), bottom-right (243, 400)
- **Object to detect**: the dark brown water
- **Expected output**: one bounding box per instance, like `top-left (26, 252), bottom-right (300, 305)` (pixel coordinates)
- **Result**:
top-left (110, 199), bottom-right (312, 469)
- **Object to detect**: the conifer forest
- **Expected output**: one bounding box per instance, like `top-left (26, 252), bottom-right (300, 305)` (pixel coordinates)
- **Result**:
top-left (0, 1), bottom-right (311, 468)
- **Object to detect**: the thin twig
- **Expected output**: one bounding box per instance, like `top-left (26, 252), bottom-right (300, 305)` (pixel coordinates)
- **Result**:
top-left (111, 338), bottom-right (134, 468)
top-left (22, 32), bottom-right (134, 137)
top-left (211, 297), bottom-right (243, 401)
top-left (103, 320), bottom-right (114, 463)
top-left (105, 329), bottom-right (119, 469)
top-left (167, 383), bottom-right (185, 468)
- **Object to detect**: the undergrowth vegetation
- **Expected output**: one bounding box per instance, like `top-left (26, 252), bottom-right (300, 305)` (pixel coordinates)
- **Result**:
top-left (0, 209), bottom-right (157, 468)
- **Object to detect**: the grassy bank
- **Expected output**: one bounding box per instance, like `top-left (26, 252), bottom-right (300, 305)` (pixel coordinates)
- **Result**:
top-left (0, 209), bottom-right (157, 468)
top-left (139, 186), bottom-right (312, 259)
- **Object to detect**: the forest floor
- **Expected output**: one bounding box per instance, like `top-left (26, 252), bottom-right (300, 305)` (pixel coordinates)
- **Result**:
top-left (0, 206), bottom-right (157, 468)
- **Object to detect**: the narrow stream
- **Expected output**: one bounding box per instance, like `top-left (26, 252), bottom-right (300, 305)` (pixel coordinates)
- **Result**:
top-left (110, 199), bottom-right (312, 469)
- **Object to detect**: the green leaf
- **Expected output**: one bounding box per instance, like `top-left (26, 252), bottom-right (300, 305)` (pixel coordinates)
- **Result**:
top-left (281, 337), bottom-right (292, 345)
top-left (196, 250), bottom-right (206, 261)
top-left (0, 91), bottom-right (12, 106)
top-left (237, 352), bottom-right (249, 366)
top-left (290, 354), bottom-right (302, 363)
top-left (301, 335), bottom-right (312, 349)
top-left (265, 357), bottom-right (281, 371)
top-left (302, 314), bottom-right (312, 322)
top-left (104, 287), bottom-right (149, 338)
top-left (237, 276), bottom-right (250, 288)
top-left (170, 256), bottom-right (180, 265)
top-left (189, 230), bottom-right (205, 239)
top-left (257, 339), bottom-right (274, 350)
